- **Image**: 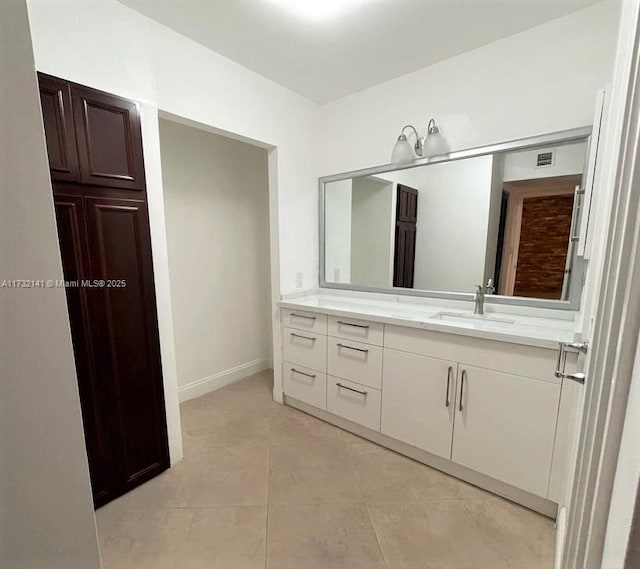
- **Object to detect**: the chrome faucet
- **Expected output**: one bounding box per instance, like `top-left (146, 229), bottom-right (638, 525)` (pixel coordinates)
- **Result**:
top-left (473, 279), bottom-right (495, 315)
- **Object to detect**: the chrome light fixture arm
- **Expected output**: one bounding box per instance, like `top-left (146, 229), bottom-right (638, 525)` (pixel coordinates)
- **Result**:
top-left (399, 124), bottom-right (424, 156)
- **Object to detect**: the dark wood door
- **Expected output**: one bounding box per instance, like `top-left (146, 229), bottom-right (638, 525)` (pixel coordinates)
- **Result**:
top-left (53, 194), bottom-right (119, 505)
top-left (72, 85), bottom-right (146, 191)
top-left (38, 73), bottom-right (80, 182)
top-left (40, 73), bottom-right (168, 508)
top-left (393, 184), bottom-right (419, 288)
top-left (85, 196), bottom-right (169, 491)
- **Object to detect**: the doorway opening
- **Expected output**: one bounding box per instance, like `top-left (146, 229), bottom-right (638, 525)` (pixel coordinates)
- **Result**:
top-left (497, 175), bottom-right (581, 300)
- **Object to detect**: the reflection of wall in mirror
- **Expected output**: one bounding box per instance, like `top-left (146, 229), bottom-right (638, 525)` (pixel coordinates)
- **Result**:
top-left (408, 156), bottom-right (496, 293)
top-left (502, 141), bottom-right (588, 182)
top-left (350, 177), bottom-right (394, 288)
top-left (325, 179), bottom-right (352, 283)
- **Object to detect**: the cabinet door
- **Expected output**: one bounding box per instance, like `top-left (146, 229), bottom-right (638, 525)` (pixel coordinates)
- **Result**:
top-left (72, 85), bottom-right (146, 190)
top-left (38, 74), bottom-right (80, 182)
top-left (381, 348), bottom-right (456, 459)
top-left (452, 365), bottom-right (560, 497)
top-left (54, 194), bottom-right (118, 506)
top-left (85, 196), bottom-right (169, 491)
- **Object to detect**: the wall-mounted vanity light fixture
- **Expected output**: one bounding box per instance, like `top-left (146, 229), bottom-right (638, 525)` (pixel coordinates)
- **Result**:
top-left (391, 119), bottom-right (449, 164)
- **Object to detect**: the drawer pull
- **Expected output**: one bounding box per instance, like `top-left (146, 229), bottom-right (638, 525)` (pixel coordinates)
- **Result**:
top-left (459, 369), bottom-right (467, 412)
top-left (337, 320), bottom-right (370, 329)
top-left (290, 332), bottom-right (316, 342)
top-left (290, 313), bottom-right (316, 321)
top-left (336, 343), bottom-right (369, 354)
top-left (446, 366), bottom-right (453, 407)
top-left (336, 382), bottom-right (368, 396)
top-left (290, 368), bottom-right (316, 379)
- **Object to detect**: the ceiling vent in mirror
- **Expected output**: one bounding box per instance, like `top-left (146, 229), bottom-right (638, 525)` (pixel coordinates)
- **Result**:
top-left (536, 150), bottom-right (555, 168)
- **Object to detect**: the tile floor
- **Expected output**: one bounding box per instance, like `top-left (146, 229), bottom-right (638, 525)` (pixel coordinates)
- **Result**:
top-left (96, 370), bottom-right (556, 569)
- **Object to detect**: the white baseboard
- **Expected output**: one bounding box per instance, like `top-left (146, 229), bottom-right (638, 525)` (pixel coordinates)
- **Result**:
top-left (178, 358), bottom-right (272, 402)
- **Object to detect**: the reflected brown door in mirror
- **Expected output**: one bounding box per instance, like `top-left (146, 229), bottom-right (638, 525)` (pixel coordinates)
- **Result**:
top-left (393, 184), bottom-right (418, 288)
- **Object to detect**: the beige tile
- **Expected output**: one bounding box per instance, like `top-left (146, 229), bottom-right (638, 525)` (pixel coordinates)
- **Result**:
top-left (111, 446), bottom-right (269, 509)
top-left (349, 441), bottom-right (476, 502)
top-left (267, 503), bottom-right (385, 569)
top-left (269, 444), bottom-right (361, 504)
top-left (367, 501), bottom-right (511, 569)
top-left (462, 497), bottom-right (555, 569)
top-left (269, 406), bottom-right (345, 446)
top-left (181, 407), bottom-right (273, 450)
top-left (97, 506), bottom-right (267, 569)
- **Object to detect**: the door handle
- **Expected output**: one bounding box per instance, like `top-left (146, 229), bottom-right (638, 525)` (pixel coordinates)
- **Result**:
top-left (555, 341), bottom-right (588, 384)
top-left (459, 369), bottom-right (466, 412)
top-left (445, 366), bottom-right (453, 407)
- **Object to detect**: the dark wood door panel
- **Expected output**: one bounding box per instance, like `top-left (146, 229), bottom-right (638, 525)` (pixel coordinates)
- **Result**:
top-left (53, 194), bottom-right (118, 506)
top-left (38, 73), bottom-right (80, 182)
top-left (85, 197), bottom-right (168, 489)
top-left (72, 85), bottom-right (145, 191)
top-left (393, 185), bottom-right (419, 288)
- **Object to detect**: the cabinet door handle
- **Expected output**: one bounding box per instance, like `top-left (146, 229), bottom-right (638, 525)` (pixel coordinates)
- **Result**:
top-left (290, 332), bottom-right (316, 342)
top-left (290, 313), bottom-right (316, 320)
top-left (445, 366), bottom-right (453, 407)
top-left (337, 320), bottom-right (370, 329)
top-left (336, 382), bottom-right (368, 396)
top-left (459, 369), bottom-right (466, 412)
top-left (290, 368), bottom-right (316, 379)
top-left (336, 343), bottom-right (369, 353)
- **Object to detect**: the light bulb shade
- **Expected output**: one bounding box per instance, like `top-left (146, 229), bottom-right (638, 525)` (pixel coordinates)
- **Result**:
top-left (391, 135), bottom-right (415, 164)
top-left (422, 131), bottom-right (449, 158)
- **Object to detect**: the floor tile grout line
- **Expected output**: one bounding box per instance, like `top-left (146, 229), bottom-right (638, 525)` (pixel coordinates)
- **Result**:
top-left (264, 444), bottom-right (272, 569)
top-left (363, 501), bottom-right (391, 569)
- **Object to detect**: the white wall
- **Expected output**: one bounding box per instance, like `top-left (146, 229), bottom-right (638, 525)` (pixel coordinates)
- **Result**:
top-left (0, 1), bottom-right (100, 567)
top-left (325, 179), bottom-right (352, 283)
top-left (319, 1), bottom-right (619, 177)
top-left (350, 177), bottom-right (394, 288)
top-left (502, 141), bottom-right (588, 182)
top-left (159, 119), bottom-right (272, 396)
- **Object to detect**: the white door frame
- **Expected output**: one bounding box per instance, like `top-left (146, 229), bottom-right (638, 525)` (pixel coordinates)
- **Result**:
top-left (563, 2), bottom-right (640, 567)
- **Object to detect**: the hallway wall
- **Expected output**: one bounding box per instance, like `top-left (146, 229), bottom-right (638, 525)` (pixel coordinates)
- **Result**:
top-left (159, 119), bottom-right (272, 400)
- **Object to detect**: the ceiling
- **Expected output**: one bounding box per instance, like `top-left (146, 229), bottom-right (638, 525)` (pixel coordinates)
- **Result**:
top-left (118, 0), bottom-right (602, 103)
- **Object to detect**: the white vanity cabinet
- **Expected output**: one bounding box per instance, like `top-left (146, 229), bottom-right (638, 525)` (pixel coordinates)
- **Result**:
top-left (281, 310), bottom-right (329, 410)
top-left (279, 303), bottom-right (574, 516)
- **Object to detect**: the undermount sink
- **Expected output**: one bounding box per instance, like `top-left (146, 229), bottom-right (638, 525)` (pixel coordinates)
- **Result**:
top-left (431, 311), bottom-right (517, 328)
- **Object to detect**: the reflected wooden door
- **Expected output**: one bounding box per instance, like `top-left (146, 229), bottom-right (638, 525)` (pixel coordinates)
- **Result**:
top-left (393, 184), bottom-right (418, 288)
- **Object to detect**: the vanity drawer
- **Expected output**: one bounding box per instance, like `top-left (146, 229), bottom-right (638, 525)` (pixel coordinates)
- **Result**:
top-left (283, 363), bottom-right (327, 410)
top-left (281, 309), bottom-right (327, 334)
top-left (283, 327), bottom-right (327, 372)
top-left (327, 376), bottom-right (381, 431)
top-left (384, 325), bottom-right (560, 382)
top-left (328, 316), bottom-right (384, 346)
top-left (327, 336), bottom-right (383, 389)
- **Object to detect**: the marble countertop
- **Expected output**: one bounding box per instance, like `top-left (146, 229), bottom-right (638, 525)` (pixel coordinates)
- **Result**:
top-left (279, 291), bottom-right (577, 350)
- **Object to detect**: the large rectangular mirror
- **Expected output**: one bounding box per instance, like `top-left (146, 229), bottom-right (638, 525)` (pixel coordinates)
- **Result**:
top-left (321, 128), bottom-right (593, 308)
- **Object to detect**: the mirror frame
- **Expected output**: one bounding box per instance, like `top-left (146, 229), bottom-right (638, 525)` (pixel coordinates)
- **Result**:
top-left (319, 126), bottom-right (593, 311)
